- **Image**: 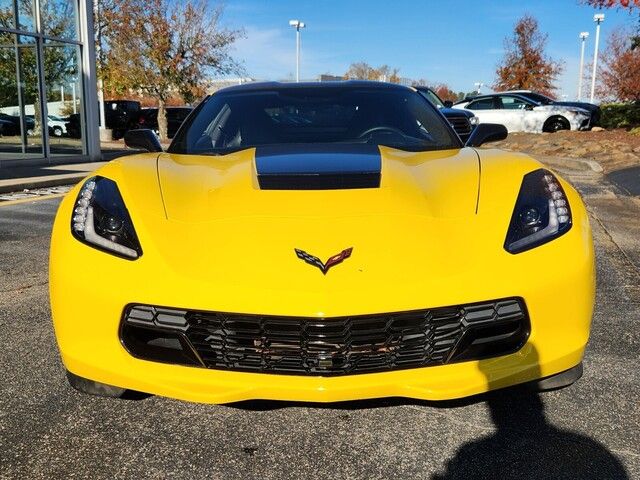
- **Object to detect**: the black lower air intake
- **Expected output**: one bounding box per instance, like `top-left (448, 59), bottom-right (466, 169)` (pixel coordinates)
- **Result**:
top-left (120, 298), bottom-right (530, 376)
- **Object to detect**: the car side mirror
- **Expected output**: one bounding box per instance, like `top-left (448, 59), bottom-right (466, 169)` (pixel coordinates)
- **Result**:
top-left (443, 100), bottom-right (453, 108)
top-left (124, 129), bottom-right (162, 152)
top-left (464, 123), bottom-right (508, 148)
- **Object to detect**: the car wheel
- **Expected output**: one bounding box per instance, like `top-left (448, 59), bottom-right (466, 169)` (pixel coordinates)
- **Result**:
top-left (53, 126), bottom-right (63, 137)
top-left (543, 116), bottom-right (570, 133)
top-left (65, 369), bottom-right (127, 398)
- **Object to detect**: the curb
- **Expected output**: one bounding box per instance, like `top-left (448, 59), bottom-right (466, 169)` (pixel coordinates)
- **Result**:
top-left (534, 155), bottom-right (604, 174)
top-left (0, 174), bottom-right (86, 194)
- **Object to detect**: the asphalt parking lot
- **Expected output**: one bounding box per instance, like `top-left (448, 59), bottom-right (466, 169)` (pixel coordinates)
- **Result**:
top-left (0, 159), bottom-right (638, 479)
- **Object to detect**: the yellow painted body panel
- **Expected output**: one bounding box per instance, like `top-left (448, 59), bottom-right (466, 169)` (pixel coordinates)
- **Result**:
top-left (50, 146), bottom-right (595, 403)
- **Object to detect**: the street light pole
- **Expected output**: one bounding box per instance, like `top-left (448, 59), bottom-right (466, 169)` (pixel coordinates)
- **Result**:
top-left (474, 82), bottom-right (484, 94)
top-left (289, 19), bottom-right (306, 82)
top-left (577, 32), bottom-right (589, 101)
top-left (590, 14), bottom-right (604, 104)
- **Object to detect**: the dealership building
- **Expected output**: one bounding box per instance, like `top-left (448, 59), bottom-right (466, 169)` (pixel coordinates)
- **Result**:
top-left (0, 0), bottom-right (100, 168)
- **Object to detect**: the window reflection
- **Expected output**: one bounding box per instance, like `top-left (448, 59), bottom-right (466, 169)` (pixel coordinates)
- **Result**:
top-left (17, 35), bottom-right (43, 155)
top-left (16, 0), bottom-right (36, 32)
top-left (44, 41), bottom-right (83, 155)
top-left (0, 0), bottom-right (15, 30)
top-left (40, 0), bottom-right (78, 39)
top-left (0, 0), bottom-right (85, 160)
top-left (0, 30), bottom-right (22, 157)
top-left (0, 33), bottom-right (43, 158)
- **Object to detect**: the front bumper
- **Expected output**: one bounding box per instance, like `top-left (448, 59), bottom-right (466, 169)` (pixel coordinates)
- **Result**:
top-left (570, 114), bottom-right (592, 131)
top-left (50, 173), bottom-right (595, 404)
top-left (52, 264), bottom-right (594, 404)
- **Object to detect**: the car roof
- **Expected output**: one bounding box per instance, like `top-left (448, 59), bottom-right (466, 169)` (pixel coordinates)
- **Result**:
top-left (464, 93), bottom-right (534, 101)
top-left (215, 80), bottom-right (414, 94)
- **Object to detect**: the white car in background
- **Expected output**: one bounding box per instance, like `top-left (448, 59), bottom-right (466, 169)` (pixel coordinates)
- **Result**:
top-left (48, 115), bottom-right (68, 137)
top-left (453, 93), bottom-right (591, 133)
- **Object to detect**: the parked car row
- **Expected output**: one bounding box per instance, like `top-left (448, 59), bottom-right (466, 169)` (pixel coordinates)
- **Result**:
top-left (0, 113), bottom-right (35, 136)
top-left (415, 87), bottom-right (600, 138)
top-left (96, 100), bottom-right (193, 140)
top-left (0, 113), bottom-right (71, 138)
top-left (135, 107), bottom-right (193, 139)
top-left (414, 86), bottom-right (479, 142)
top-left (453, 91), bottom-right (598, 134)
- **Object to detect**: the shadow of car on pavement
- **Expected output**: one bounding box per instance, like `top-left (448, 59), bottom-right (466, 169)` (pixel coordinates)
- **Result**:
top-left (230, 345), bottom-right (628, 479)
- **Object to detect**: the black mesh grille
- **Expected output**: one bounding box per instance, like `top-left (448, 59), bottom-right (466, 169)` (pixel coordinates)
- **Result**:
top-left (448, 116), bottom-right (472, 136)
top-left (121, 298), bottom-right (529, 376)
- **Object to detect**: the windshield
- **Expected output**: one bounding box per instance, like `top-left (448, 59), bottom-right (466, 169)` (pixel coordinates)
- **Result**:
top-left (518, 92), bottom-right (553, 105)
top-left (418, 89), bottom-right (445, 108)
top-left (169, 87), bottom-right (460, 154)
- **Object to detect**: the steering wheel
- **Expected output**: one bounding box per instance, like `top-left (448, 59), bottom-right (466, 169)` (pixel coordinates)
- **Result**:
top-left (357, 126), bottom-right (406, 139)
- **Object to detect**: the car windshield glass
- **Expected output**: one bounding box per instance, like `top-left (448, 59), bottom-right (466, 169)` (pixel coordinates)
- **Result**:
top-left (419, 89), bottom-right (445, 108)
top-left (169, 87), bottom-right (460, 154)
top-left (519, 92), bottom-right (551, 105)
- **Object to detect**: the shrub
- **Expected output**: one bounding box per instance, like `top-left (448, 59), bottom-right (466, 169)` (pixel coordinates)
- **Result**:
top-left (599, 103), bottom-right (640, 129)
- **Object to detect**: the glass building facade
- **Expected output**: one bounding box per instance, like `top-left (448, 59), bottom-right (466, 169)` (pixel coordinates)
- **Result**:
top-left (0, 0), bottom-right (99, 166)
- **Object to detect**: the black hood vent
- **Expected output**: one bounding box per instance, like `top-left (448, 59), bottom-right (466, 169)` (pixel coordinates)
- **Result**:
top-left (255, 144), bottom-right (381, 190)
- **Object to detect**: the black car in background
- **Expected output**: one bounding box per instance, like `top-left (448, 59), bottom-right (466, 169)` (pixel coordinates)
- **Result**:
top-left (103, 100), bottom-right (142, 139)
top-left (65, 100), bottom-right (142, 139)
top-left (0, 113), bottom-right (35, 136)
top-left (504, 90), bottom-right (600, 126)
top-left (136, 107), bottom-right (193, 139)
top-left (65, 114), bottom-right (82, 139)
top-left (0, 118), bottom-right (14, 136)
top-left (414, 86), bottom-right (478, 142)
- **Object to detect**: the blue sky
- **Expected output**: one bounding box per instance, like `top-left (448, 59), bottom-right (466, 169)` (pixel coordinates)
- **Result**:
top-left (222, 0), bottom-right (638, 100)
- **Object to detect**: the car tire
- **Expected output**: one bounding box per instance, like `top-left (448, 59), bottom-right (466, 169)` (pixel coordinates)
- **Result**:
top-left (65, 369), bottom-right (127, 398)
top-left (53, 126), bottom-right (63, 137)
top-left (530, 362), bottom-right (583, 391)
top-left (543, 116), bottom-right (570, 133)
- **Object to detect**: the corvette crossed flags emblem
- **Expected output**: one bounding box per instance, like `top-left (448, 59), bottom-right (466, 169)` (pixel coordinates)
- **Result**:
top-left (295, 248), bottom-right (353, 275)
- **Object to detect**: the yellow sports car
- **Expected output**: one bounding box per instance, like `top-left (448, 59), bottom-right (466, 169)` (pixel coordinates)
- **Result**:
top-left (50, 82), bottom-right (594, 403)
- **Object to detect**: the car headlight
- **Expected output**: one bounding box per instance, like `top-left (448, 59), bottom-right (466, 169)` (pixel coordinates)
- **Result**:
top-left (504, 169), bottom-right (572, 254)
top-left (469, 116), bottom-right (479, 126)
top-left (71, 176), bottom-right (142, 259)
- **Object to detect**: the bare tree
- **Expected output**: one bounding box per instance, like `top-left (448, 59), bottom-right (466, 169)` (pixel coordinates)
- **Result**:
top-left (344, 62), bottom-right (401, 83)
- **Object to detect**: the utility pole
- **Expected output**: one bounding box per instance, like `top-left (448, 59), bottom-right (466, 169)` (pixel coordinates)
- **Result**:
top-left (93, 0), bottom-right (107, 131)
top-left (578, 32), bottom-right (589, 101)
top-left (289, 20), bottom-right (306, 82)
top-left (590, 14), bottom-right (604, 103)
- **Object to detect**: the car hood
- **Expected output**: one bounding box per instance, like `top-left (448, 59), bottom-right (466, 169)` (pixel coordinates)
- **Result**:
top-left (440, 107), bottom-right (474, 119)
top-left (551, 101), bottom-right (599, 112)
top-left (156, 145), bottom-right (480, 223)
top-left (95, 147), bottom-right (547, 314)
